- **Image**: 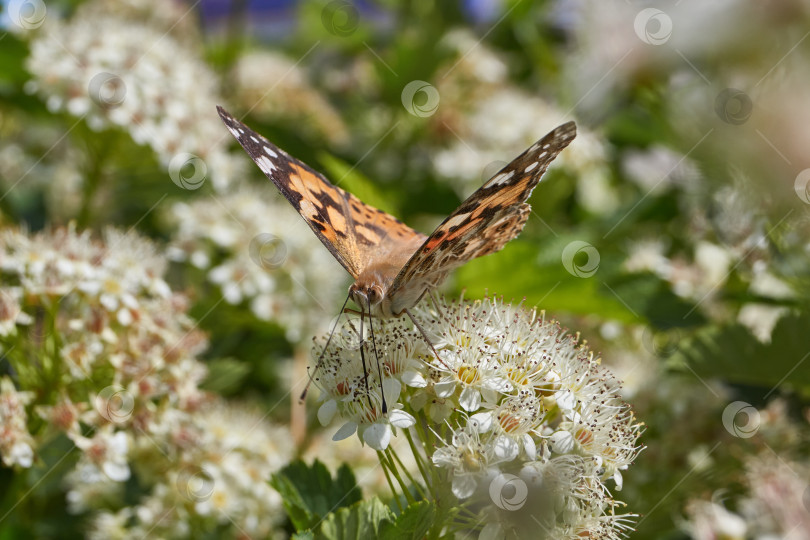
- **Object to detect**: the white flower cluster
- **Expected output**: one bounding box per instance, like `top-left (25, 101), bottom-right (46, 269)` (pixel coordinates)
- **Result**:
top-left (232, 50), bottom-right (349, 146)
top-left (0, 377), bottom-right (35, 468)
top-left (166, 185), bottom-right (347, 343)
top-left (433, 30), bottom-right (615, 214)
top-left (81, 401), bottom-right (294, 539)
top-left (24, 0), bottom-right (238, 191)
top-left (0, 225), bottom-right (293, 538)
top-left (682, 453), bottom-right (810, 540)
top-left (312, 296), bottom-right (642, 538)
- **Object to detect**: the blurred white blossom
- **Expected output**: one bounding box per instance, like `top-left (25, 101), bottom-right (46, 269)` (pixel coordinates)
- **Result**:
top-left (232, 50), bottom-right (349, 146)
top-left (166, 185), bottom-right (347, 342)
top-left (683, 454), bottom-right (810, 540)
top-left (0, 224), bottom-right (293, 538)
top-left (0, 377), bottom-right (35, 468)
top-left (24, 0), bottom-right (239, 191)
top-left (433, 30), bottom-right (614, 214)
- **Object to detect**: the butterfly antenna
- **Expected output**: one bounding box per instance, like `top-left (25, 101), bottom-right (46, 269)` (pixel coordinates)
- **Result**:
top-left (405, 309), bottom-right (450, 370)
top-left (300, 292), bottom-right (352, 404)
top-left (367, 297), bottom-right (387, 414)
top-left (358, 302), bottom-right (374, 412)
top-left (428, 290), bottom-right (446, 320)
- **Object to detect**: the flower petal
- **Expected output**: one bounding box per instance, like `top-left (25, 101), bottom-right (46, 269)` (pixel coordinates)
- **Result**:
top-left (555, 390), bottom-right (576, 412)
top-left (318, 400), bottom-right (337, 426)
top-left (459, 386), bottom-right (481, 412)
top-left (401, 370), bottom-right (427, 388)
top-left (451, 474), bottom-right (477, 499)
top-left (493, 435), bottom-right (519, 461)
top-left (549, 430), bottom-right (575, 454)
top-left (470, 412), bottom-right (493, 433)
top-left (363, 422), bottom-right (392, 451)
top-left (102, 460), bottom-right (131, 482)
top-left (434, 380), bottom-right (456, 398)
top-left (389, 408), bottom-right (415, 428)
top-left (522, 434), bottom-right (536, 460)
top-left (613, 469), bottom-right (623, 491)
top-left (332, 421), bottom-right (357, 441)
top-left (382, 378), bottom-right (402, 402)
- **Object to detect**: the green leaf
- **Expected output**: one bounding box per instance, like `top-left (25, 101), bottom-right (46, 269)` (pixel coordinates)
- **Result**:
top-left (271, 460), bottom-right (362, 532)
top-left (200, 358), bottom-right (252, 394)
top-left (316, 498), bottom-right (395, 540)
top-left (454, 240), bottom-right (637, 322)
top-left (606, 273), bottom-right (706, 328)
top-left (317, 152), bottom-right (400, 216)
top-left (380, 501), bottom-right (436, 540)
top-left (669, 311), bottom-right (810, 391)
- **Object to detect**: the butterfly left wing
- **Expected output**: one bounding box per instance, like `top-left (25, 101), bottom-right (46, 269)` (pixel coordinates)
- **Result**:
top-left (387, 121), bottom-right (577, 314)
top-left (217, 106), bottom-right (425, 279)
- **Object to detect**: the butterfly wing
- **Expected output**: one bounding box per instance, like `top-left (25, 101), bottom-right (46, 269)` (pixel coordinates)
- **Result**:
top-left (217, 106), bottom-right (425, 279)
top-left (387, 121), bottom-right (577, 314)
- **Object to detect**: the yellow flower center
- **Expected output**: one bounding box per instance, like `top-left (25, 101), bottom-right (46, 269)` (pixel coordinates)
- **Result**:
top-left (457, 365), bottom-right (480, 385)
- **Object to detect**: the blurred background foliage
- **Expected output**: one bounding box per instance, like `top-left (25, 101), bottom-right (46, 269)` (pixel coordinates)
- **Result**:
top-left (1, 0), bottom-right (810, 538)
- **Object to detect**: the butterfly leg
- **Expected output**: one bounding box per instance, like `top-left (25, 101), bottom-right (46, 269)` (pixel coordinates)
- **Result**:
top-left (405, 309), bottom-right (451, 370)
top-left (358, 306), bottom-right (375, 413)
top-left (343, 307), bottom-right (374, 317)
top-left (428, 290), bottom-right (446, 320)
top-left (366, 297), bottom-right (388, 414)
top-left (300, 293), bottom-right (352, 403)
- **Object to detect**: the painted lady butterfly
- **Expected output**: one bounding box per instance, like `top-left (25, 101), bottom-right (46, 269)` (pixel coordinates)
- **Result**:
top-left (218, 105), bottom-right (576, 316)
top-left (217, 106), bottom-right (576, 406)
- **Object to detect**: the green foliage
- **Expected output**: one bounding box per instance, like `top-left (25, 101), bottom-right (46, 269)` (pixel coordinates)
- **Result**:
top-left (456, 240), bottom-right (637, 322)
top-left (378, 500), bottom-right (436, 540)
top-left (271, 460), bottom-right (363, 532)
top-left (318, 152), bottom-right (401, 215)
top-left (671, 312), bottom-right (810, 392)
top-left (309, 497), bottom-right (394, 540)
top-left (274, 462), bottom-right (438, 539)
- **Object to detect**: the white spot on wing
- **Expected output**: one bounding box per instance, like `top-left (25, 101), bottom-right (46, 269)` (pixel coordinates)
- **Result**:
top-left (264, 146), bottom-right (278, 157)
top-left (443, 213), bottom-right (470, 229)
top-left (524, 162), bottom-right (538, 173)
top-left (255, 154), bottom-right (276, 174)
top-left (485, 170), bottom-right (515, 187)
top-left (250, 136), bottom-right (259, 143)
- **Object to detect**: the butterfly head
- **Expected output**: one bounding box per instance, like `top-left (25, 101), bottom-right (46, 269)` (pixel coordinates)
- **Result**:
top-left (349, 277), bottom-right (396, 318)
top-left (349, 282), bottom-right (382, 307)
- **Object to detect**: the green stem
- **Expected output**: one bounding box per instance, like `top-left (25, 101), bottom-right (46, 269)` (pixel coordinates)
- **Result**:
top-left (404, 428), bottom-right (433, 498)
top-left (381, 449), bottom-right (416, 505)
top-left (377, 451), bottom-right (404, 513)
top-left (388, 445), bottom-right (425, 500)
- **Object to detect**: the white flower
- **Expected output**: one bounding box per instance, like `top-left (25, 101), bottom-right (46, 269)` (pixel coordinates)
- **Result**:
top-left (431, 36), bottom-right (613, 214)
top-left (0, 376), bottom-right (35, 468)
top-left (682, 500), bottom-right (748, 540)
top-left (24, 0), bottom-right (239, 191)
top-left (313, 296), bottom-right (642, 536)
top-left (232, 51), bottom-right (349, 146)
top-left (74, 428), bottom-right (131, 482)
top-left (166, 186), bottom-right (346, 342)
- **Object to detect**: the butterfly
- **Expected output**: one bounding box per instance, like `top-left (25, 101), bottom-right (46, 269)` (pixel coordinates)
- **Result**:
top-left (217, 105), bottom-right (576, 408)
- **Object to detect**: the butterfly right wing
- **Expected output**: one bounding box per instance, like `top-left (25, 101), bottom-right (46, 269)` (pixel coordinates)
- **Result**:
top-left (387, 121), bottom-right (577, 314)
top-left (217, 106), bottom-right (424, 279)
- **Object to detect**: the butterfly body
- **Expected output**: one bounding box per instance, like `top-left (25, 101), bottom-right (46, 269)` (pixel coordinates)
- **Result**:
top-left (216, 106), bottom-right (576, 319)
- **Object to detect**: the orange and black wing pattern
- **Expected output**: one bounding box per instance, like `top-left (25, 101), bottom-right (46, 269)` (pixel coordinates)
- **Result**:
top-left (217, 106), bottom-right (424, 279)
top-left (388, 121), bottom-right (577, 313)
